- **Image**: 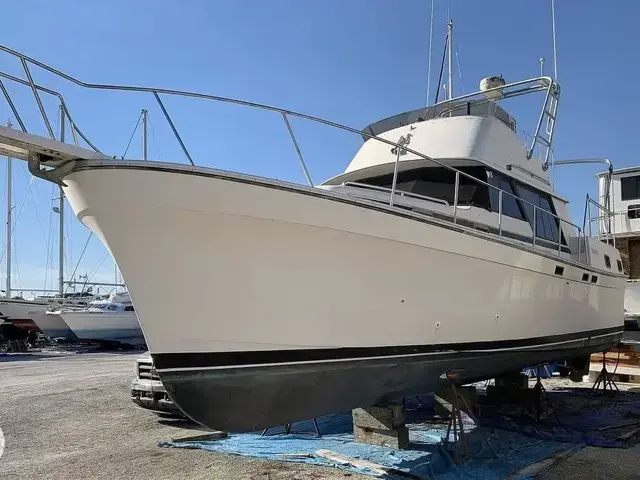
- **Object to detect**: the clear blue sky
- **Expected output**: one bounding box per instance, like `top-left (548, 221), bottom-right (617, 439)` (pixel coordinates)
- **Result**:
top-left (0, 0), bottom-right (635, 294)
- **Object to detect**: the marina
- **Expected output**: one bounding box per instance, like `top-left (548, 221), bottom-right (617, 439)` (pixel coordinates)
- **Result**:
top-left (0, 1), bottom-right (639, 478)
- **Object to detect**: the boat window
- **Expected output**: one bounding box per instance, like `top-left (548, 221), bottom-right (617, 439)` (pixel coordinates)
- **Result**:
top-left (124, 306), bottom-right (135, 312)
top-left (621, 175), bottom-right (640, 201)
top-left (487, 171), bottom-right (524, 220)
top-left (554, 265), bottom-right (564, 276)
top-left (591, 275), bottom-right (598, 284)
top-left (513, 183), bottom-right (559, 243)
top-left (358, 166), bottom-right (491, 209)
top-left (604, 255), bottom-right (611, 269)
top-left (617, 259), bottom-right (624, 273)
top-left (629, 205), bottom-right (640, 220)
top-left (581, 273), bottom-right (589, 282)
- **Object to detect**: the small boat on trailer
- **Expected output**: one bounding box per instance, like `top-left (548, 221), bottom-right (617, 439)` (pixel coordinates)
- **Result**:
top-left (0, 45), bottom-right (626, 432)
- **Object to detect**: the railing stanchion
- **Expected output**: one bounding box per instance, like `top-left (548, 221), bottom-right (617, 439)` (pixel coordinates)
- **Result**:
top-left (0, 79), bottom-right (27, 132)
top-left (153, 92), bottom-right (195, 166)
top-left (532, 206), bottom-right (537, 246)
top-left (281, 113), bottom-right (313, 187)
top-left (20, 58), bottom-right (55, 139)
top-left (453, 171), bottom-right (459, 223)
top-left (498, 190), bottom-right (503, 236)
top-left (389, 143), bottom-right (403, 206)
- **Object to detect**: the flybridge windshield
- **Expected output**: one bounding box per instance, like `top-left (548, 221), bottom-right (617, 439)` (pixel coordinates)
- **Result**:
top-left (361, 102), bottom-right (517, 140)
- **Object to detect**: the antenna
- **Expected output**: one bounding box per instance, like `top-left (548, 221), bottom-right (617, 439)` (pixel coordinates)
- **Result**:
top-left (447, 18), bottom-right (454, 100)
top-left (426, 0), bottom-right (435, 105)
top-left (551, 0), bottom-right (558, 81)
top-left (539, 57), bottom-right (545, 77)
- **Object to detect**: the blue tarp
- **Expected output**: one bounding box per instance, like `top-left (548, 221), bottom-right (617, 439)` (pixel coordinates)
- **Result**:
top-left (160, 396), bottom-right (579, 479)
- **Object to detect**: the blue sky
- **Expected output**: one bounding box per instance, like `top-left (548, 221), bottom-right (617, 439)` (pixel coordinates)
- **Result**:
top-left (0, 0), bottom-right (634, 294)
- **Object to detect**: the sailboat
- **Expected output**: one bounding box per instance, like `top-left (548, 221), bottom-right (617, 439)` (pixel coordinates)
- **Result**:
top-left (0, 26), bottom-right (626, 432)
top-left (0, 113), bottom-right (100, 331)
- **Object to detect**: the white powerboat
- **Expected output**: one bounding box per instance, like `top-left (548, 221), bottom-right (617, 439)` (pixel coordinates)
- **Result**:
top-left (0, 46), bottom-right (626, 432)
top-left (0, 292), bottom-right (96, 332)
top-left (58, 292), bottom-right (145, 347)
top-left (28, 310), bottom-right (78, 341)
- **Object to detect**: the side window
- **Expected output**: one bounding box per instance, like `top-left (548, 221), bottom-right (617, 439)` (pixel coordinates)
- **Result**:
top-left (514, 183), bottom-right (559, 243)
top-left (617, 259), bottom-right (624, 273)
top-left (621, 176), bottom-right (640, 201)
top-left (604, 255), bottom-right (611, 269)
top-left (488, 172), bottom-right (524, 220)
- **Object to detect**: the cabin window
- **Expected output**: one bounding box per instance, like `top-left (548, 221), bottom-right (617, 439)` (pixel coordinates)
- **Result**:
top-left (582, 273), bottom-right (589, 281)
top-left (554, 265), bottom-right (564, 276)
top-left (514, 183), bottom-right (560, 243)
top-left (604, 255), bottom-right (611, 269)
top-left (358, 166), bottom-right (491, 209)
top-left (591, 275), bottom-right (598, 284)
top-left (617, 259), bottom-right (623, 273)
top-left (124, 306), bottom-right (135, 312)
top-left (487, 172), bottom-right (525, 220)
top-left (621, 176), bottom-right (640, 201)
top-left (629, 205), bottom-right (640, 219)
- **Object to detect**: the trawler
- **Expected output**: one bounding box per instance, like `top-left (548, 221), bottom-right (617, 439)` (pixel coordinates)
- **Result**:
top-left (0, 44), bottom-right (626, 432)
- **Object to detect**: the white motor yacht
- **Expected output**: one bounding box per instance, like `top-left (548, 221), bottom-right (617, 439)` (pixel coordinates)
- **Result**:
top-left (0, 46), bottom-right (626, 432)
top-left (57, 292), bottom-right (144, 346)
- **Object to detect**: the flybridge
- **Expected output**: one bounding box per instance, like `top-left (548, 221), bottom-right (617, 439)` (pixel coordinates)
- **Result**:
top-left (0, 44), bottom-right (558, 185)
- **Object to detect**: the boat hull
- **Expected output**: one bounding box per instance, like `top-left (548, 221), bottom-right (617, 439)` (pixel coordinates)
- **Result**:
top-left (156, 330), bottom-right (620, 431)
top-left (0, 300), bottom-right (46, 331)
top-left (28, 311), bottom-right (78, 340)
top-left (61, 164), bottom-right (625, 431)
top-left (59, 311), bottom-right (145, 346)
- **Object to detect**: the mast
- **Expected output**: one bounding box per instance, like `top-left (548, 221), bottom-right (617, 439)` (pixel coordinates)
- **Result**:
top-left (447, 19), bottom-right (453, 100)
top-left (5, 120), bottom-right (12, 298)
top-left (142, 109), bottom-right (148, 161)
top-left (58, 105), bottom-right (65, 296)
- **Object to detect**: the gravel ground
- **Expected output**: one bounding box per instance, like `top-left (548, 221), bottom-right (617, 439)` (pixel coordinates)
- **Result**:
top-left (2, 353), bottom-right (640, 479)
top-left (0, 352), bottom-right (363, 480)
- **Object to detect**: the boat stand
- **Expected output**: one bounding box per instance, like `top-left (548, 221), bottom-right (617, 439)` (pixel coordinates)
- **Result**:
top-left (591, 352), bottom-right (619, 394)
top-left (261, 418), bottom-right (321, 437)
top-left (530, 371), bottom-right (561, 425)
top-left (442, 382), bottom-right (472, 463)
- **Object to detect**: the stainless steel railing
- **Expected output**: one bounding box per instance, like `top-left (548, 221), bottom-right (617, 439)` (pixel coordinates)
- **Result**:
top-left (0, 45), bottom-right (586, 264)
top-left (341, 169), bottom-right (586, 263)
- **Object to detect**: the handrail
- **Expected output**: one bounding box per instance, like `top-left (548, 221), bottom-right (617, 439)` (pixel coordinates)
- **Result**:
top-left (344, 172), bottom-right (584, 262)
top-left (0, 45), bottom-right (588, 264)
top-left (0, 45), bottom-right (555, 194)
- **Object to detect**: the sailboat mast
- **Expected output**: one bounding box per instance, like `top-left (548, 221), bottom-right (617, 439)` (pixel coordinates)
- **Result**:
top-left (447, 19), bottom-right (453, 100)
top-left (5, 120), bottom-right (12, 297)
top-left (58, 105), bottom-right (65, 296)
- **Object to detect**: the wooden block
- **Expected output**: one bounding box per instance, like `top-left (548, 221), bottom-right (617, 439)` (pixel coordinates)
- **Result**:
top-left (352, 404), bottom-right (405, 430)
top-left (315, 449), bottom-right (422, 479)
top-left (353, 425), bottom-right (410, 449)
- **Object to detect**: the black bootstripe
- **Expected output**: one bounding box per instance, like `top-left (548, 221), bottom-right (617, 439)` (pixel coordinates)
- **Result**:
top-left (152, 326), bottom-right (622, 370)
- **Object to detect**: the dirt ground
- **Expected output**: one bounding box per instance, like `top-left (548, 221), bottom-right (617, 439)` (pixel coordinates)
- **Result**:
top-left (1, 353), bottom-right (640, 479)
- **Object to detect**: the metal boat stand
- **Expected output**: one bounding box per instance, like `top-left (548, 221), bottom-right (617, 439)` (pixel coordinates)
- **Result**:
top-left (442, 382), bottom-right (470, 463)
top-left (261, 418), bottom-right (321, 437)
top-left (591, 351), bottom-right (619, 394)
top-left (529, 370), bottom-right (561, 425)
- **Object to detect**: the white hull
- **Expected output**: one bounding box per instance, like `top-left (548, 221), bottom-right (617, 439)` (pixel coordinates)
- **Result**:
top-left (59, 310), bottom-right (145, 346)
top-left (60, 164), bottom-right (625, 430)
top-left (28, 311), bottom-right (77, 340)
top-left (64, 166), bottom-right (624, 351)
top-left (625, 282), bottom-right (640, 316)
top-left (0, 300), bottom-right (46, 320)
